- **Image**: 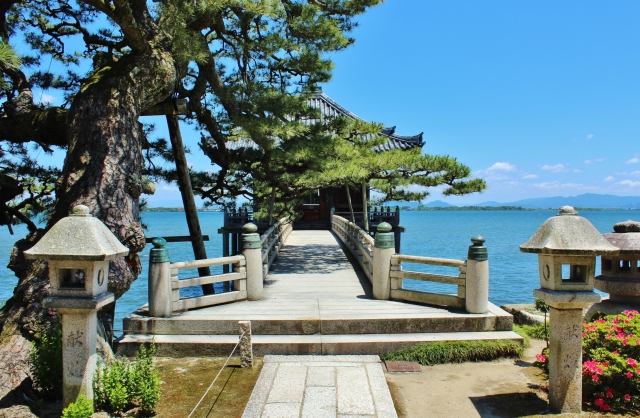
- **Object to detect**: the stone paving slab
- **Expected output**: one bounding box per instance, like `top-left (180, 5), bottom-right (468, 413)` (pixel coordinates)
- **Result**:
top-left (243, 355), bottom-right (398, 418)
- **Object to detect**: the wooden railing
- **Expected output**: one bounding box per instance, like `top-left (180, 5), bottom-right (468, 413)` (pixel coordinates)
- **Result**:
top-left (261, 216), bottom-right (293, 277)
top-left (331, 215), bottom-right (374, 282)
top-left (390, 254), bottom-right (467, 310)
top-left (170, 255), bottom-right (247, 312)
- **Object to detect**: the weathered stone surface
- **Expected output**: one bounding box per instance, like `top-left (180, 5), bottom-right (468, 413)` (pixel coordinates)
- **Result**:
top-left (24, 205), bottom-right (129, 262)
top-left (548, 307), bottom-right (583, 413)
top-left (500, 304), bottom-right (545, 325)
top-left (239, 321), bottom-right (253, 368)
top-left (520, 206), bottom-right (619, 255)
top-left (0, 405), bottom-right (37, 418)
top-left (0, 334), bottom-right (34, 408)
top-left (613, 220), bottom-right (640, 233)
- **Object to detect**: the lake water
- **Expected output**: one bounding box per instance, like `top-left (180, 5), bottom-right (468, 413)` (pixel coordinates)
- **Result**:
top-left (0, 210), bottom-right (636, 333)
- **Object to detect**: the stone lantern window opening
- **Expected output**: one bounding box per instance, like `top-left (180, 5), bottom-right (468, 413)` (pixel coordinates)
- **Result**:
top-left (59, 268), bottom-right (86, 289)
top-left (602, 258), bottom-right (613, 272)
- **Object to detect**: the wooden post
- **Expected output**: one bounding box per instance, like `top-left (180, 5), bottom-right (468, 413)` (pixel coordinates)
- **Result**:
top-left (345, 184), bottom-right (356, 223)
top-left (267, 187), bottom-right (276, 225)
top-left (362, 182), bottom-right (369, 232)
top-left (166, 113), bottom-right (214, 295)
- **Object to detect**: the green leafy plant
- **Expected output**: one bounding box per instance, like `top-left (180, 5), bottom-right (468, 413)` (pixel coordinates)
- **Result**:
top-left (61, 394), bottom-right (94, 418)
top-left (519, 323), bottom-right (549, 340)
top-left (381, 340), bottom-right (523, 366)
top-left (94, 344), bottom-right (161, 416)
top-left (581, 310), bottom-right (640, 413)
top-left (534, 298), bottom-right (550, 347)
top-left (29, 322), bottom-right (62, 399)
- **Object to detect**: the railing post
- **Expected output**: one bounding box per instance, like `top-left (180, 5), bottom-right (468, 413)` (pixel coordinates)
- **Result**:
top-left (466, 235), bottom-right (489, 313)
top-left (242, 223), bottom-right (264, 300)
top-left (373, 222), bottom-right (395, 300)
top-left (148, 237), bottom-right (172, 317)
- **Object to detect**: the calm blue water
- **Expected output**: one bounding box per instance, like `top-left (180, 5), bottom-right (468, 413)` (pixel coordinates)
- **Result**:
top-left (0, 210), bottom-right (636, 332)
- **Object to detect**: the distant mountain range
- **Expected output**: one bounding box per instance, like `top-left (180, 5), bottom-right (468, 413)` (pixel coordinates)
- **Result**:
top-left (419, 194), bottom-right (640, 209)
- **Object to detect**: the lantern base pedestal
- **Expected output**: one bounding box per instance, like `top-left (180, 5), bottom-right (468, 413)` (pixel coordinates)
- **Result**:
top-left (45, 293), bottom-right (114, 407)
top-left (534, 288), bottom-right (601, 414)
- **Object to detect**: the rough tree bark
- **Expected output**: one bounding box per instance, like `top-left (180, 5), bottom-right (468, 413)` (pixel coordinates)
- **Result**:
top-left (0, 35), bottom-right (176, 409)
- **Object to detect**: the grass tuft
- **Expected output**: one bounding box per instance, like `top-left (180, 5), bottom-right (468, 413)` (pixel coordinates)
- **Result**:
top-left (512, 324), bottom-right (531, 347)
top-left (381, 339), bottom-right (523, 366)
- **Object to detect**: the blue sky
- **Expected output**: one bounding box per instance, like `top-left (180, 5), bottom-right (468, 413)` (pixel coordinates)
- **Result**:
top-left (31, 1), bottom-right (640, 206)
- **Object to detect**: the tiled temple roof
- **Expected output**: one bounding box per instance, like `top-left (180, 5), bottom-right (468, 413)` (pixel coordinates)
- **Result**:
top-left (306, 92), bottom-right (424, 152)
top-left (219, 91), bottom-right (424, 152)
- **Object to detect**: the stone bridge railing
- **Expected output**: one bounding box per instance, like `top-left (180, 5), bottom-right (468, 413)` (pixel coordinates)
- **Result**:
top-left (331, 215), bottom-right (374, 282)
top-left (147, 219), bottom-right (291, 315)
top-left (261, 216), bottom-right (292, 277)
top-left (331, 215), bottom-right (489, 313)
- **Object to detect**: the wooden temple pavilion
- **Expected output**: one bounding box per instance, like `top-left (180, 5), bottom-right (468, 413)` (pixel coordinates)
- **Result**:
top-left (217, 91), bottom-right (425, 255)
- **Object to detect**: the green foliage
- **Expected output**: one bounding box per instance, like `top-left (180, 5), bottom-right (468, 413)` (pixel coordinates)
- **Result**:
top-left (381, 340), bottom-right (523, 366)
top-left (519, 323), bottom-right (549, 340)
top-left (511, 324), bottom-right (531, 347)
top-left (29, 322), bottom-right (62, 400)
top-left (534, 298), bottom-right (549, 314)
top-left (581, 310), bottom-right (640, 413)
top-left (94, 344), bottom-right (161, 416)
top-left (61, 394), bottom-right (94, 418)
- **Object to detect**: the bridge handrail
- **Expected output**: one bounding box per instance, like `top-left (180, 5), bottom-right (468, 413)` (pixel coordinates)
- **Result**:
top-left (332, 215), bottom-right (373, 281)
top-left (260, 216), bottom-right (292, 276)
top-left (167, 255), bottom-right (247, 312)
top-left (331, 214), bottom-right (488, 313)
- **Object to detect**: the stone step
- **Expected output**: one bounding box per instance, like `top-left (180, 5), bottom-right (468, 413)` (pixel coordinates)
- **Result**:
top-left (116, 330), bottom-right (523, 357)
top-left (122, 306), bottom-right (513, 336)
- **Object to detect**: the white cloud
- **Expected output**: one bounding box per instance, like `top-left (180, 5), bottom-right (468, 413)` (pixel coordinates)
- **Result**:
top-left (625, 158), bottom-right (639, 164)
top-left (604, 176), bottom-right (615, 182)
top-left (541, 164), bottom-right (568, 173)
top-left (586, 134), bottom-right (594, 139)
top-left (573, 169), bottom-right (581, 173)
top-left (584, 158), bottom-right (604, 164)
top-left (160, 185), bottom-right (179, 192)
top-left (37, 93), bottom-right (56, 105)
top-left (522, 174), bottom-right (538, 179)
top-left (620, 180), bottom-right (640, 187)
top-left (533, 181), bottom-right (598, 191)
top-left (486, 162), bottom-right (517, 172)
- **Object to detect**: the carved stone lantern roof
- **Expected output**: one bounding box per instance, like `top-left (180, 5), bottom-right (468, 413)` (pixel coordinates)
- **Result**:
top-left (603, 220), bottom-right (640, 256)
top-left (24, 205), bottom-right (129, 261)
top-left (520, 206), bottom-right (619, 256)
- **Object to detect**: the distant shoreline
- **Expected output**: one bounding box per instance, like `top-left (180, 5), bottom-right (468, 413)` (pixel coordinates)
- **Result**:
top-left (406, 206), bottom-right (640, 211)
top-left (140, 206), bottom-right (640, 213)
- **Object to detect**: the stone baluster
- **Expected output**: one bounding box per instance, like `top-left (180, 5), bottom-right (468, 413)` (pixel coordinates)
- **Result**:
top-left (242, 223), bottom-right (263, 300)
top-left (148, 237), bottom-right (173, 317)
top-left (465, 235), bottom-right (489, 314)
top-left (373, 222), bottom-right (395, 300)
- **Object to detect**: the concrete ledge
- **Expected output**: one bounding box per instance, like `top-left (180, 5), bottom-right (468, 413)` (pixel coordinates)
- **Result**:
top-left (116, 331), bottom-right (523, 357)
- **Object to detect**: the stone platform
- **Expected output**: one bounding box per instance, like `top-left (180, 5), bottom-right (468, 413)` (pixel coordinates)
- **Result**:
top-left (117, 231), bottom-right (521, 356)
top-left (243, 355), bottom-right (397, 418)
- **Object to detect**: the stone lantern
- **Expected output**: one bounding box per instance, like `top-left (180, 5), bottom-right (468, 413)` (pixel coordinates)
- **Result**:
top-left (24, 205), bottom-right (129, 406)
top-left (586, 220), bottom-right (640, 319)
top-left (520, 206), bottom-right (618, 413)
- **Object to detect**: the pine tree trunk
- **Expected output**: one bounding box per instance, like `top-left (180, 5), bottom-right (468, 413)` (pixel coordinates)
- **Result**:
top-left (0, 46), bottom-right (176, 402)
top-left (362, 182), bottom-right (369, 232)
top-left (345, 184), bottom-right (356, 223)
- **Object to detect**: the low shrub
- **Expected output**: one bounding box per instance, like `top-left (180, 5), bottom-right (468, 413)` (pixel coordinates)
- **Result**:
top-left (581, 310), bottom-right (640, 414)
top-left (94, 344), bottom-right (161, 416)
top-left (61, 394), bottom-right (94, 418)
top-left (381, 339), bottom-right (523, 365)
top-left (29, 322), bottom-right (62, 399)
top-left (512, 324), bottom-right (531, 347)
top-left (519, 323), bottom-right (549, 340)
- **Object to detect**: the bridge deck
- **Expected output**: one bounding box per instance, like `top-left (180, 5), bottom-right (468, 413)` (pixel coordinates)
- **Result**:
top-left (119, 230), bottom-right (516, 356)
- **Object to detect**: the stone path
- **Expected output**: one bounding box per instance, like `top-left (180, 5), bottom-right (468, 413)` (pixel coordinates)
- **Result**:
top-left (242, 355), bottom-right (398, 418)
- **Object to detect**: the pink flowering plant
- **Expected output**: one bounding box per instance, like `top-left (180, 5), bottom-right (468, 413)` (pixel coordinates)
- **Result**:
top-left (581, 310), bottom-right (640, 413)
